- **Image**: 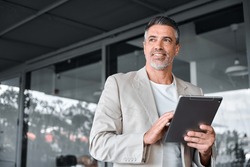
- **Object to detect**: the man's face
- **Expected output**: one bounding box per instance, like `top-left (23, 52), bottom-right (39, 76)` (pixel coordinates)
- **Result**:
top-left (143, 24), bottom-right (180, 71)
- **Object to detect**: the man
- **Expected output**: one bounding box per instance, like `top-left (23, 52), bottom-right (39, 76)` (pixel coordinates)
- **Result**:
top-left (89, 16), bottom-right (216, 167)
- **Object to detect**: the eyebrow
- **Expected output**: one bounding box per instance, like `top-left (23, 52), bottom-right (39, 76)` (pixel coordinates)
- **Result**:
top-left (148, 35), bottom-right (157, 39)
top-left (148, 35), bottom-right (173, 41)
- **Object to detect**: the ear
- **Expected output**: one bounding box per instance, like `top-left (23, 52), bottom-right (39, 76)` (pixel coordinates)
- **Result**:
top-left (175, 44), bottom-right (180, 56)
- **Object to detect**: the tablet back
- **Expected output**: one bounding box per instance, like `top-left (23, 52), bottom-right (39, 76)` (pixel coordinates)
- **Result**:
top-left (164, 95), bottom-right (223, 143)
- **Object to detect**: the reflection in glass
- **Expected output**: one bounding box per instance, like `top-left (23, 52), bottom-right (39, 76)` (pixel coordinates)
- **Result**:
top-left (0, 78), bottom-right (19, 167)
top-left (24, 52), bottom-right (102, 167)
top-left (210, 89), bottom-right (250, 166)
top-left (24, 89), bottom-right (96, 167)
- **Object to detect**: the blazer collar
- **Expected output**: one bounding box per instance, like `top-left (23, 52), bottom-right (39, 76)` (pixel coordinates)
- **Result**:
top-left (132, 67), bottom-right (159, 125)
top-left (174, 75), bottom-right (188, 97)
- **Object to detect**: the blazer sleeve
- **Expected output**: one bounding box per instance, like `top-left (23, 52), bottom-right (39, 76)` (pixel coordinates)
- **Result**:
top-left (89, 75), bottom-right (148, 164)
top-left (192, 144), bottom-right (216, 167)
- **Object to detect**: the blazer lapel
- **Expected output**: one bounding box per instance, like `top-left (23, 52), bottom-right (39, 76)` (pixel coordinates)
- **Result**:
top-left (181, 144), bottom-right (192, 167)
top-left (132, 67), bottom-right (159, 125)
top-left (174, 76), bottom-right (188, 97)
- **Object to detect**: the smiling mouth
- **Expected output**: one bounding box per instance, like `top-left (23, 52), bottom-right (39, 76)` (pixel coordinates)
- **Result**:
top-left (152, 53), bottom-right (166, 57)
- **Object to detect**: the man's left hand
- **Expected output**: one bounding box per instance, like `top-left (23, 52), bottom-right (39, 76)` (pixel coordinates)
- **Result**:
top-left (184, 124), bottom-right (215, 166)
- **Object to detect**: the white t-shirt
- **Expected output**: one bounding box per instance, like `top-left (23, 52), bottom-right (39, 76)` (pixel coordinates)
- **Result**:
top-left (150, 79), bottom-right (182, 167)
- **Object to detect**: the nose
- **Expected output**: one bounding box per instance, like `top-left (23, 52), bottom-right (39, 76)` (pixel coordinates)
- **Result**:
top-left (154, 40), bottom-right (163, 51)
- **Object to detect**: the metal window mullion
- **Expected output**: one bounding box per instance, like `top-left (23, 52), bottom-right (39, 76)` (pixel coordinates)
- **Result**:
top-left (243, 0), bottom-right (250, 87)
top-left (15, 72), bottom-right (26, 167)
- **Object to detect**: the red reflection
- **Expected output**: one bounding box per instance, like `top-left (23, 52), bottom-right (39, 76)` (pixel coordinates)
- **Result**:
top-left (45, 133), bottom-right (53, 143)
top-left (27, 132), bottom-right (36, 141)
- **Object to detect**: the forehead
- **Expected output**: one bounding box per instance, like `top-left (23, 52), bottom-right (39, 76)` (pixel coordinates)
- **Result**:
top-left (146, 24), bottom-right (176, 37)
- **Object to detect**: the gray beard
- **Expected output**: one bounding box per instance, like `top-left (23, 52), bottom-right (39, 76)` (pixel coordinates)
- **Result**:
top-left (150, 62), bottom-right (168, 70)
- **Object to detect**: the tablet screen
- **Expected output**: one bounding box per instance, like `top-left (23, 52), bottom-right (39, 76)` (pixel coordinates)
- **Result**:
top-left (164, 95), bottom-right (223, 143)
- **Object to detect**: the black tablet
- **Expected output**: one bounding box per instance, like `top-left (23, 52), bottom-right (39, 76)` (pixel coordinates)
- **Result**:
top-left (164, 95), bottom-right (223, 143)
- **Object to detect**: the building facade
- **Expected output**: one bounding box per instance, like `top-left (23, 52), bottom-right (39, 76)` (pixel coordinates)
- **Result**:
top-left (1, 0), bottom-right (250, 167)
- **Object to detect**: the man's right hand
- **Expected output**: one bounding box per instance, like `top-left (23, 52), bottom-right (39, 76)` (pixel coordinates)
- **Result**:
top-left (143, 111), bottom-right (174, 145)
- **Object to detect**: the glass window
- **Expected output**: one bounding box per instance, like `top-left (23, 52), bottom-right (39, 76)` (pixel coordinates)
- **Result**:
top-left (177, 15), bottom-right (249, 167)
top-left (177, 12), bottom-right (249, 166)
top-left (209, 89), bottom-right (250, 166)
top-left (0, 77), bottom-right (20, 167)
top-left (23, 51), bottom-right (102, 167)
top-left (179, 22), bottom-right (248, 93)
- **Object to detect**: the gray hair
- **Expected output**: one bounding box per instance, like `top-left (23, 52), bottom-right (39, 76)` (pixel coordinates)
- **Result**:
top-left (144, 16), bottom-right (180, 44)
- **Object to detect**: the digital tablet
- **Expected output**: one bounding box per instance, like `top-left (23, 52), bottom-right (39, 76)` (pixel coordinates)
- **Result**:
top-left (164, 95), bottom-right (223, 143)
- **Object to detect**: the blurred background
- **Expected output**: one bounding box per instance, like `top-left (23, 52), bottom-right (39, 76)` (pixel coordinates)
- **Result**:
top-left (0, 0), bottom-right (250, 166)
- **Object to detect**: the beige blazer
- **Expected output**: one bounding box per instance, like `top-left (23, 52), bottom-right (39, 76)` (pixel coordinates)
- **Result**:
top-left (89, 67), bottom-right (215, 167)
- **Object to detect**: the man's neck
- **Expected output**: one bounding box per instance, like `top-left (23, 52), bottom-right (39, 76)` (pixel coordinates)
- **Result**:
top-left (146, 66), bottom-right (173, 85)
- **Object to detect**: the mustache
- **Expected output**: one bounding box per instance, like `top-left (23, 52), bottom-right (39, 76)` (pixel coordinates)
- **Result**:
top-left (151, 49), bottom-right (167, 55)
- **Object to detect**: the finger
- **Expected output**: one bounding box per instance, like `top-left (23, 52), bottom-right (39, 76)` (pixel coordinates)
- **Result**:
top-left (144, 113), bottom-right (174, 144)
top-left (186, 142), bottom-right (208, 151)
top-left (199, 124), bottom-right (214, 133)
top-left (154, 117), bottom-right (171, 128)
top-left (152, 112), bottom-right (174, 130)
top-left (186, 131), bottom-right (207, 139)
top-left (186, 138), bottom-right (213, 153)
top-left (186, 142), bottom-right (203, 147)
top-left (157, 112), bottom-right (174, 125)
top-left (184, 134), bottom-right (206, 144)
top-left (161, 111), bottom-right (174, 118)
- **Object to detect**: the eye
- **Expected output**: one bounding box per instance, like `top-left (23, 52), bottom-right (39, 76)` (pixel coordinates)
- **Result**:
top-left (163, 37), bottom-right (172, 43)
top-left (148, 38), bottom-right (156, 42)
